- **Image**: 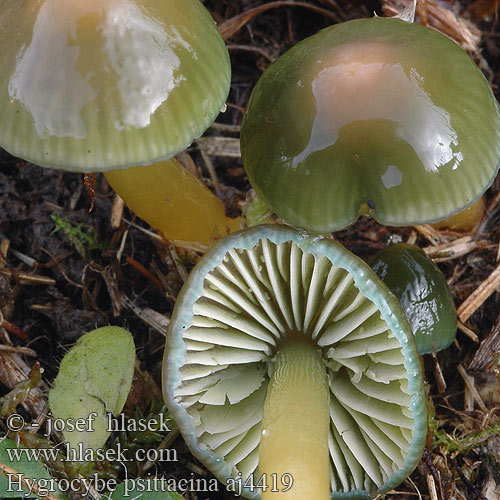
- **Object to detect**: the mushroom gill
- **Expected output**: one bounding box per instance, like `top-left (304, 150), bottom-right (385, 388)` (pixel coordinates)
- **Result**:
top-left (163, 226), bottom-right (427, 499)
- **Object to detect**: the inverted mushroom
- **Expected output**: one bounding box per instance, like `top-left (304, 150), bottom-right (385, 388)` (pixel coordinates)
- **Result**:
top-left (163, 225), bottom-right (427, 499)
top-left (241, 17), bottom-right (500, 233)
top-left (0, 0), bottom-right (240, 246)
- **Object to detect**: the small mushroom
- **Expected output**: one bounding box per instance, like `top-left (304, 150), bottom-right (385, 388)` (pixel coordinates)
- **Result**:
top-left (370, 243), bottom-right (457, 355)
top-left (163, 225), bottom-right (427, 499)
top-left (241, 17), bottom-right (500, 233)
top-left (0, 0), bottom-right (240, 246)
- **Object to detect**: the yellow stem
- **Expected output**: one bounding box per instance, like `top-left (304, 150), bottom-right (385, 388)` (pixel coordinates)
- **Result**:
top-left (259, 337), bottom-right (330, 499)
top-left (104, 158), bottom-right (241, 247)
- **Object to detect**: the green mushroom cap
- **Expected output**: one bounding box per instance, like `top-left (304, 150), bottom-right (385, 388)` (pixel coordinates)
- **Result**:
top-left (241, 17), bottom-right (500, 232)
top-left (0, 0), bottom-right (230, 172)
top-left (370, 243), bottom-right (457, 354)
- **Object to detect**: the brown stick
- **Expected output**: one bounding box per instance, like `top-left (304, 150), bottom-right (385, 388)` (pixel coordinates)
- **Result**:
top-left (456, 262), bottom-right (500, 323)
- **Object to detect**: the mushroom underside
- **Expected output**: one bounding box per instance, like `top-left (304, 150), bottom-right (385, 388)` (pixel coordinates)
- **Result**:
top-left (165, 230), bottom-right (426, 499)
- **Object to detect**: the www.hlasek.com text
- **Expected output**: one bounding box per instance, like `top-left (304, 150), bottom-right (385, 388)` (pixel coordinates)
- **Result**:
top-left (6, 441), bottom-right (178, 463)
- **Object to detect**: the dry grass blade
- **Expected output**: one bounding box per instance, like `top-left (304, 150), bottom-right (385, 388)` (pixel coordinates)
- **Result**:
top-left (0, 269), bottom-right (56, 286)
top-left (458, 364), bottom-right (487, 411)
top-left (196, 137), bottom-right (241, 158)
top-left (456, 262), bottom-right (500, 323)
top-left (219, 1), bottom-right (341, 40)
top-left (0, 345), bottom-right (37, 357)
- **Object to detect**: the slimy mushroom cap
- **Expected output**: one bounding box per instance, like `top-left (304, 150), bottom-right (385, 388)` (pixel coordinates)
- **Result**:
top-left (0, 0), bottom-right (230, 172)
top-left (241, 17), bottom-right (500, 232)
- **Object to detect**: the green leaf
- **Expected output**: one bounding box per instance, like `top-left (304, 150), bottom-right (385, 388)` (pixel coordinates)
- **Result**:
top-left (109, 481), bottom-right (184, 500)
top-left (0, 438), bottom-right (65, 499)
top-left (48, 326), bottom-right (135, 452)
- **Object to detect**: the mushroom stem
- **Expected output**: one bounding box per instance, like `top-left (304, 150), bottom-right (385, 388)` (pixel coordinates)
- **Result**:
top-left (259, 337), bottom-right (330, 499)
top-left (104, 158), bottom-right (241, 247)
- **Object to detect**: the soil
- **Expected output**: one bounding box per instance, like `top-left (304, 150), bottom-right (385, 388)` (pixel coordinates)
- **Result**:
top-left (1, 1), bottom-right (500, 499)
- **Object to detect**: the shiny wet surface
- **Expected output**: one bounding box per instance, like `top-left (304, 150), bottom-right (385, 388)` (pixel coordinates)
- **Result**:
top-left (0, 0), bottom-right (230, 171)
top-left (241, 17), bottom-right (500, 232)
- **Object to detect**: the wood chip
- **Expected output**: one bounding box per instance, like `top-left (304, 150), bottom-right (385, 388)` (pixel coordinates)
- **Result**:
top-left (456, 262), bottom-right (500, 323)
top-left (0, 315), bottom-right (30, 341)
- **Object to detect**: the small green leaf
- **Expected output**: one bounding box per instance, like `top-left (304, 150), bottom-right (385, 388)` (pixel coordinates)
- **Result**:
top-left (48, 326), bottom-right (135, 452)
top-left (0, 438), bottom-right (65, 499)
top-left (109, 481), bottom-right (184, 500)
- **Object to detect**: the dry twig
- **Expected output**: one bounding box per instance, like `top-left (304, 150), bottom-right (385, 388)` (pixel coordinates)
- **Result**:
top-left (456, 262), bottom-right (500, 323)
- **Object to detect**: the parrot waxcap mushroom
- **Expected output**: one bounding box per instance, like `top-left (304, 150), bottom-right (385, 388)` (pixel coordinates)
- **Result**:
top-left (0, 0), bottom-right (239, 246)
top-left (163, 225), bottom-right (428, 499)
top-left (241, 17), bottom-right (500, 233)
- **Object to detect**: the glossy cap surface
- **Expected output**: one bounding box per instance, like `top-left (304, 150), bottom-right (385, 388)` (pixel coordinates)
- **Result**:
top-left (241, 17), bottom-right (500, 232)
top-left (0, 0), bottom-right (230, 172)
top-left (371, 244), bottom-right (457, 354)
